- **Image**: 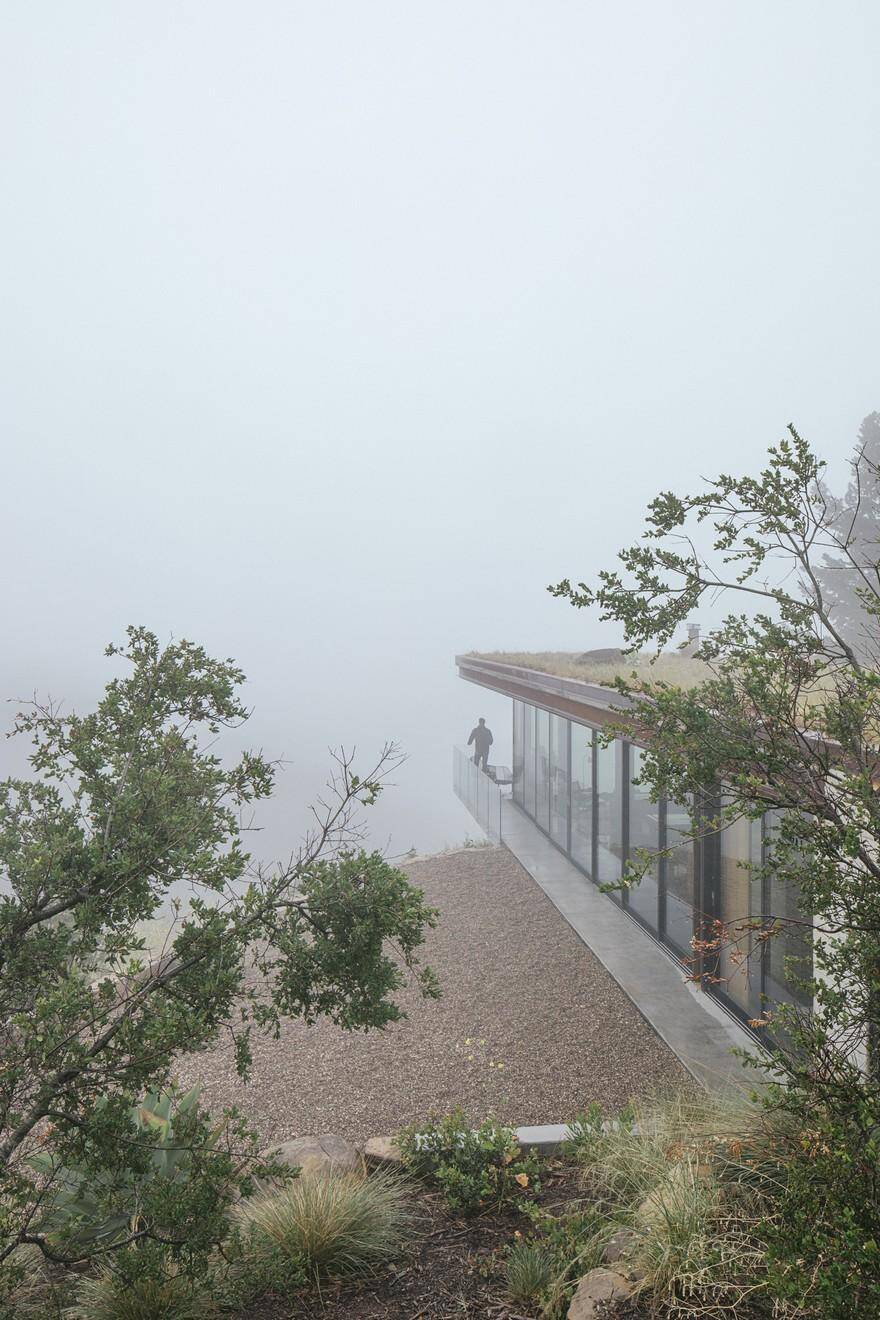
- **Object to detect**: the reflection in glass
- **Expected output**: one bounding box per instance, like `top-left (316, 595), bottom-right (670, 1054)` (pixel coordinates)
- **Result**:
top-left (665, 798), bottom-right (696, 953)
top-left (570, 723), bottom-right (593, 874)
top-left (512, 701), bottom-right (524, 806)
top-left (535, 708), bottom-right (550, 831)
top-left (549, 714), bottom-right (569, 847)
top-left (718, 806), bottom-right (763, 1017)
top-left (596, 737), bottom-right (624, 892)
top-left (627, 745), bottom-right (660, 931)
top-left (523, 703), bottom-right (535, 816)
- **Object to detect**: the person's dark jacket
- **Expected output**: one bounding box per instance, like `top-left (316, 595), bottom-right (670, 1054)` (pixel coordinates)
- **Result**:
top-left (468, 724), bottom-right (493, 754)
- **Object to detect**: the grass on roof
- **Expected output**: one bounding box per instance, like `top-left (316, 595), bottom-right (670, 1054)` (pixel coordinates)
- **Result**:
top-left (467, 650), bottom-right (711, 690)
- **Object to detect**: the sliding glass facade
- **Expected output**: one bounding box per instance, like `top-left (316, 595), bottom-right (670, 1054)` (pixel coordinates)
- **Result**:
top-left (569, 721), bottom-right (593, 873)
top-left (549, 713), bottom-right (569, 847)
top-left (627, 745), bottom-right (660, 928)
top-left (511, 698), bottom-right (813, 1034)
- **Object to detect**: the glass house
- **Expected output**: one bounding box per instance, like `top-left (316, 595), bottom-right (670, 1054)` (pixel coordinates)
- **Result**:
top-left (459, 654), bottom-right (813, 1034)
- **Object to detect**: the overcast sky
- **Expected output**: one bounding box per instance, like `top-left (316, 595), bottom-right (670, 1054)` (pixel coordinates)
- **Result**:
top-left (2, 2), bottom-right (878, 858)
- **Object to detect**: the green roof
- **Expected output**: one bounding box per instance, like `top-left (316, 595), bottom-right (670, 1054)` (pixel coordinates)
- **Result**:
top-left (466, 650), bottom-right (710, 690)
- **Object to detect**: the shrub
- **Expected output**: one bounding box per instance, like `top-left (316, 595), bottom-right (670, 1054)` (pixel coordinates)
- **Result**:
top-left (28, 1083), bottom-right (275, 1287)
top-left (398, 1109), bottom-right (541, 1216)
top-left (0, 628), bottom-right (438, 1272)
top-left (550, 426), bottom-right (880, 1319)
top-left (235, 1169), bottom-right (413, 1278)
top-left (210, 1225), bottom-right (308, 1311)
top-left (761, 1079), bottom-right (880, 1320)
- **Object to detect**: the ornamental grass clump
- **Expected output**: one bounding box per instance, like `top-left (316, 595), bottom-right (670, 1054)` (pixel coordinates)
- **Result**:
top-left (66, 1259), bottom-right (215, 1320)
top-left (574, 1091), bottom-right (803, 1320)
top-left (0, 1245), bottom-right (61, 1319)
top-left (398, 1109), bottom-right (541, 1215)
top-left (234, 1168), bottom-right (413, 1278)
top-left (510, 1205), bottom-right (608, 1319)
top-left (504, 1240), bottom-right (556, 1308)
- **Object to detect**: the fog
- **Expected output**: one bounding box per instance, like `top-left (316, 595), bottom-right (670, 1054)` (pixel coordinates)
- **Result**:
top-left (2, 2), bottom-right (878, 861)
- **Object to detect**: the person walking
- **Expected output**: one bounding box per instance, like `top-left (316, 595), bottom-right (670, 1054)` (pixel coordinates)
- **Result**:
top-left (467, 717), bottom-right (493, 770)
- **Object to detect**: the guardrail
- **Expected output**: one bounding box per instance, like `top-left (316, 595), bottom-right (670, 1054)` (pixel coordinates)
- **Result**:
top-left (452, 745), bottom-right (503, 842)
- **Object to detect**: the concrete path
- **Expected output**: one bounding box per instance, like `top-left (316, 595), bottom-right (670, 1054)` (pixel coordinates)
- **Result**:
top-left (501, 800), bottom-right (760, 1093)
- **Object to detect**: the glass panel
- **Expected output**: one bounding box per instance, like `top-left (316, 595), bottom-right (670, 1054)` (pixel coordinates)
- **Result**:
top-left (523, 703), bottom-right (536, 818)
top-left (596, 736), bottom-right (624, 891)
top-left (570, 723), bottom-right (594, 874)
top-left (549, 714), bottom-right (569, 847)
top-left (535, 708), bottom-right (550, 831)
top-left (665, 797), bottom-right (696, 954)
top-left (512, 701), bottom-right (524, 806)
top-left (627, 745), bottom-right (660, 931)
top-left (763, 812), bottom-right (813, 1012)
top-left (717, 805), bottom-right (764, 1017)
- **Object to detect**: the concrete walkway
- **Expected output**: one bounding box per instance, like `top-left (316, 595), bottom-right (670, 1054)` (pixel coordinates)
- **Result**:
top-left (501, 800), bottom-right (760, 1093)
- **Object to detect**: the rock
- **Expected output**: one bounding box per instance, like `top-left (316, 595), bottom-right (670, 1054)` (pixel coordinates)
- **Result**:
top-left (576, 648), bottom-right (625, 665)
top-left (567, 1268), bottom-right (632, 1319)
top-left (261, 1133), bottom-right (363, 1181)
top-left (602, 1227), bottom-right (639, 1265)
top-left (363, 1135), bottom-right (404, 1168)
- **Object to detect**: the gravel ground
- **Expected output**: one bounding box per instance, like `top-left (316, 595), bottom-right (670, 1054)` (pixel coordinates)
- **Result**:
top-left (176, 846), bottom-right (690, 1144)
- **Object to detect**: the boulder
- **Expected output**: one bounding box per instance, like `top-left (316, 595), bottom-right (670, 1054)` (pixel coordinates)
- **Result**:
top-left (567, 1268), bottom-right (632, 1319)
top-left (602, 1227), bottom-right (639, 1266)
top-left (261, 1133), bottom-right (363, 1181)
top-left (576, 648), bottom-right (625, 665)
top-left (363, 1135), bottom-right (405, 1168)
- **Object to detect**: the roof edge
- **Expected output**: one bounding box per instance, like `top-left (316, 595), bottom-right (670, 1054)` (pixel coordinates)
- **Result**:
top-left (455, 654), bottom-right (633, 730)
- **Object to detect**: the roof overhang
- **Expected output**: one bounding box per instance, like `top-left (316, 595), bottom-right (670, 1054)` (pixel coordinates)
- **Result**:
top-left (455, 654), bottom-right (633, 732)
top-left (457, 654), bottom-right (847, 770)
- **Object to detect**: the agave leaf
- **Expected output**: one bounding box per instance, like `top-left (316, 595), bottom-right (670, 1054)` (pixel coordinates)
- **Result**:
top-left (75, 1212), bottom-right (131, 1244)
top-left (26, 1152), bottom-right (58, 1176)
top-left (204, 1119), bottom-right (225, 1149)
top-left (175, 1085), bottom-right (201, 1116)
top-left (137, 1109), bottom-right (170, 1138)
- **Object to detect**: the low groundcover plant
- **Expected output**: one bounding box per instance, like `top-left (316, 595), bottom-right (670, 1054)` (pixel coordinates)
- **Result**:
top-left (398, 1109), bottom-right (541, 1216)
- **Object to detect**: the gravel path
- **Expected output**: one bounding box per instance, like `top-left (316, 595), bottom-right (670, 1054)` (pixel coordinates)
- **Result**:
top-left (176, 846), bottom-right (690, 1144)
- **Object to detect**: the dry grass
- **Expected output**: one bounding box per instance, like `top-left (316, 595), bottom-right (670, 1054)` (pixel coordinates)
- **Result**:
top-left (234, 1169), bottom-right (414, 1278)
top-left (468, 651), bottom-right (710, 690)
top-left (66, 1262), bottom-right (215, 1320)
top-left (573, 1091), bottom-right (803, 1319)
top-left (0, 1245), bottom-right (58, 1319)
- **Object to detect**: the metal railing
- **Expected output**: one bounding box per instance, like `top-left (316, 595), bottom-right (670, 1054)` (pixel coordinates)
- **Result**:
top-left (452, 745), bottom-right (503, 841)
